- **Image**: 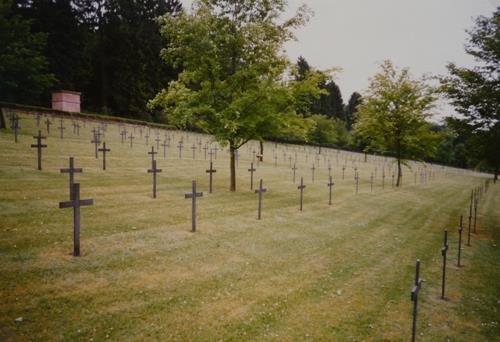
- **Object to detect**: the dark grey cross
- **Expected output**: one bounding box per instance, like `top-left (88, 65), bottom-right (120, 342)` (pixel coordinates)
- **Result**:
top-left (327, 176), bottom-right (334, 205)
top-left (467, 190), bottom-right (473, 246)
top-left (328, 164), bottom-right (332, 177)
top-left (206, 161), bottom-right (217, 193)
top-left (59, 119), bottom-right (65, 139)
top-left (248, 162), bottom-right (256, 190)
top-left (198, 139), bottom-right (202, 152)
top-left (473, 193), bottom-right (478, 234)
top-left (30, 130), bottom-right (47, 170)
top-left (370, 173), bottom-right (374, 192)
top-left (311, 164), bottom-right (316, 183)
top-left (11, 114), bottom-right (19, 143)
top-left (288, 156), bottom-right (292, 168)
top-left (208, 149), bottom-right (214, 162)
top-left (145, 133), bottom-right (150, 145)
top-left (457, 215), bottom-right (463, 267)
top-left (342, 165), bottom-right (346, 180)
top-left (74, 122), bottom-right (80, 136)
top-left (177, 141), bottom-right (183, 159)
top-left (123, 131), bottom-right (131, 147)
top-left (292, 164), bottom-right (298, 183)
top-left (147, 159), bottom-right (162, 198)
top-left (382, 169), bottom-right (386, 189)
top-left (184, 180), bottom-right (203, 232)
top-left (298, 177), bottom-right (306, 211)
top-left (213, 146), bottom-right (218, 160)
top-left (255, 179), bottom-right (267, 220)
top-left (155, 136), bottom-right (161, 151)
top-left (45, 117), bottom-right (52, 134)
top-left (148, 146), bottom-right (157, 165)
top-left (139, 127), bottom-right (143, 138)
top-left (120, 130), bottom-right (127, 144)
top-left (91, 132), bottom-right (100, 159)
top-left (355, 171), bottom-right (359, 194)
top-left (60, 157), bottom-right (83, 200)
top-left (36, 113), bottom-right (41, 127)
top-left (411, 259), bottom-right (423, 342)
top-left (441, 230), bottom-right (448, 299)
top-left (191, 144), bottom-right (196, 159)
top-left (98, 142), bottom-right (111, 170)
top-left (59, 183), bottom-right (93, 257)
top-left (203, 144), bottom-right (208, 160)
top-left (161, 140), bottom-right (168, 159)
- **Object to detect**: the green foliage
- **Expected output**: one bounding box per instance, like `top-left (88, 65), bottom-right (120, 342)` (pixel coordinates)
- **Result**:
top-left (307, 115), bottom-right (351, 147)
top-left (344, 92), bottom-right (362, 130)
top-left (441, 7), bottom-right (500, 180)
top-left (150, 0), bottom-right (315, 190)
top-left (0, 0), bottom-right (55, 104)
top-left (355, 60), bottom-right (439, 185)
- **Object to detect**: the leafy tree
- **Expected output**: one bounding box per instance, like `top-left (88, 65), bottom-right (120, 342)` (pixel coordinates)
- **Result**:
top-left (311, 80), bottom-right (344, 120)
top-left (295, 55), bottom-right (310, 81)
top-left (354, 60), bottom-right (439, 187)
top-left (0, 0), bottom-right (55, 105)
top-left (308, 115), bottom-right (351, 147)
top-left (150, 0), bottom-right (312, 191)
top-left (344, 91), bottom-right (362, 129)
top-left (441, 7), bottom-right (500, 181)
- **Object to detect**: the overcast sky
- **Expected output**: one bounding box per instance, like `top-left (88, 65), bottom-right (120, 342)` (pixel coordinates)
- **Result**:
top-left (182, 0), bottom-right (498, 116)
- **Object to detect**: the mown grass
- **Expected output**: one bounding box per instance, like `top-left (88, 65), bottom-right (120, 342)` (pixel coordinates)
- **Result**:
top-left (0, 113), bottom-right (498, 341)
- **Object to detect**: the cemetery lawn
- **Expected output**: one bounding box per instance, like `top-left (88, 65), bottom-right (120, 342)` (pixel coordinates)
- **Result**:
top-left (1, 115), bottom-right (499, 341)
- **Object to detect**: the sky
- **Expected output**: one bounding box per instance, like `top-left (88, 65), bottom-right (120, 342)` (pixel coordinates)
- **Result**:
top-left (182, 0), bottom-right (498, 117)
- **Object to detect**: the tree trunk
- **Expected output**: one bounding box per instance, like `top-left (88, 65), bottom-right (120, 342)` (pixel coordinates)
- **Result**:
top-left (230, 143), bottom-right (236, 191)
top-left (396, 157), bottom-right (402, 187)
top-left (259, 141), bottom-right (264, 162)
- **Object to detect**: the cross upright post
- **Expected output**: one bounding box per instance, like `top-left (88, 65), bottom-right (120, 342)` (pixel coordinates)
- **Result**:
top-left (467, 190), bottom-right (473, 246)
top-left (411, 259), bottom-right (423, 342)
top-left (31, 130), bottom-right (47, 170)
top-left (59, 183), bottom-right (93, 257)
top-left (161, 140), bottom-right (168, 159)
top-left (382, 169), bottom-right (386, 189)
top-left (255, 179), bottom-right (267, 220)
top-left (441, 230), bottom-right (449, 299)
top-left (145, 133), bottom-right (150, 145)
top-left (184, 180), bottom-right (203, 232)
top-left (60, 157), bottom-right (83, 200)
top-left (206, 161), bottom-right (217, 193)
top-left (12, 114), bottom-right (20, 143)
top-left (327, 175), bottom-right (334, 205)
top-left (342, 166), bottom-right (346, 180)
top-left (248, 162), bottom-right (256, 190)
top-left (120, 130), bottom-right (127, 144)
top-left (58, 119), bottom-right (65, 139)
top-left (355, 171), bottom-right (359, 194)
top-left (311, 164), bottom-right (316, 183)
top-left (457, 215), bottom-right (464, 266)
top-left (156, 136), bottom-right (161, 151)
top-left (45, 117), bottom-right (52, 134)
top-left (370, 173), bottom-right (374, 192)
top-left (36, 113), bottom-right (41, 127)
top-left (91, 132), bottom-right (100, 159)
top-left (178, 141), bottom-right (183, 159)
top-left (147, 160), bottom-right (162, 198)
top-left (191, 144), bottom-right (196, 160)
top-left (473, 192), bottom-right (478, 234)
top-left (203, 144), bottom-right (208, 160)
top-left (98, 142), bottom-right (111, 170)
top-left (298, 177), bottom-right (306, 211)
top-left (128, 133), bottom-right (134, 148)
top-left (292, 164), bottom-right (298, 183)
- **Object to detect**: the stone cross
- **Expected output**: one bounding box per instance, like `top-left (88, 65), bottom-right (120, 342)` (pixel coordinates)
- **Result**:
top-left (457, 215), bottom-right (463, 267)
top-left (342, 165), bottom-right (346, 180)
top-left (254, 179), bottom-right (267, 220)
top-left (354, 171), bottom-right (359, 194)
top-left (145, 133), bottom-right (150, 145)
top-left (411, 259), bottom-right (423, 342)
top-left (184, 180), bottom-right (203, 232)
top-left (45, 117), bottom-right (52, 134)
top-left (30, 130), bottom-right (47, 170)
top-left (147, 160), bottom-right (162, 198)
top-left (177, 141), bottom-right (183, 159)
top-left (327, 175), bottom-right (334, 205)
top-left (382, 169), bottom-right (386, 189)
top-left (91, 132), bottom-right (100, 159)
top-left (311, 164), bottom-right (316, 183)
top-left (292, 164), bottom-right (298, 183)
top-left (59, 183), bottom-right (93, 257)
top-left (36, 113), bottom-right (41, 127)
top-left (391, 173), bottom-right (395, 188)
top-left (59, 119), bottom-right (65, 139)
top-left (148, 146), bottom-right (157, 165)
top-left (74, 122), bottom-right (80, 136)
top-left (213, 146), bottom-right (218, 160)
top-left (98, 142), bottom-right (111, 170)
top-left (120, 130), bottom-right (127, 144)
top-left (191, 144), bottom-right (196, 159)
top-left (441, 230), bottom-right (448, 299)
top-left (60, 157), bottom-right (83, 200)
top-left (370, 173), bottom-right (374, 192)
top-left (128, 133), bottom-right (134, 148)
top-left (12, 114), bottom-right (19, 143)
top-left (205, 161), bottom-right (217, 193)
top-left (328, 164), bottom-right (332, 177)
top-left (161, 140), bottom-right (168, 159)
top-left (298, 177), bottom-right (306, 211)
top-left (155, 136), bottom-right (161, 151)
top-left (203, 144), bottom-right (208, 160)
top-left (467, 190), bottom-right (473, 246)
top-left (248, 162), bottom-right (256, 190)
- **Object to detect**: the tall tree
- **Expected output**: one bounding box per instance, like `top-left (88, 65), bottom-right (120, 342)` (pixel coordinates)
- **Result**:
top-left (441, 7), bottom-right (500, 181)
top-left (354, 60), bottom-right (439, 186)
top-left (0, 0), bottom-right (55, 105)
top-left (150, 0), bottom-right (313, 191)
top-left (344, 91), bottom-right (362, 130)
top-left (311, 80), bottom-right (344, 120)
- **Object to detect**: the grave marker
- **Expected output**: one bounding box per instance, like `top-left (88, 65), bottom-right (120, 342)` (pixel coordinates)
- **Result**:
top-left (177, 141), bottom-right (183, 159)
top-left (410, 260), bottom-right (423, 342)
top-left (254, 179), bottom-right (267, 220)
top-left (59, 183), bottom-right (93, 256)
top-left (298, 177), bottom-right (306, 211)
top-left (441, 230), bottom-right (448, 299)
top-left (311, 164), bottom-right (316, 183)
top-left (60, 157), bottom-right (83, 200)
top-left (98, 142), bottom-right (111, 170)
top-left (206, 161), bottom-right (216, 193)
top-left (327, 176), bottom-right (334, 205)
top-left (45, 117), bottom-right (52, 134)
top-left (191, 144), bottom-right (196, 159)
top-left (184, 180), bottom-right (203, 232)
top-left (161, 140), bottom-right (168, 159)
top-left (292, 164), bottom-right (298, 183)
top-left (147, 160), bottom-right (162, 198)
top-left (128, 133), bottom-right (134, 148)
top-left (457, 215), bottom-right (463, 267)
top-left (248, 162), bottom-right (256, 190)
top-left (91, 132), bottom-right (100, 159)
top-left (30, 130), bottom-right (47, 170)
top-left (12, 114), bottom-right (19, 143)
top-left (58, 119), bottom-right (65, 139)
top-left (148, 146), bottom-right (157, 165)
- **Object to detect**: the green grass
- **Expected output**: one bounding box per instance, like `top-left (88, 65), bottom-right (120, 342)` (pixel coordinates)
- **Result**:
top-left (0, 112), bottom-right (499, 341)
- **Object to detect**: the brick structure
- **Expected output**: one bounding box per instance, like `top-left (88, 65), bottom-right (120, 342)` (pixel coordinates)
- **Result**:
top-left (52, 90), bottom-right (81, 113)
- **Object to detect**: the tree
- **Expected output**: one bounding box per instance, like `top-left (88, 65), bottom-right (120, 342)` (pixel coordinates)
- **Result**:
top-left (354, 60), bottom-right (439, 187)
top-left (344, 92), bottom-right (362, 129)
top-left (311, 80), bottom-right (344, 120)
top-left (441, 7), bottom-right (500, 182)
top-left (0, 0), bottom-right (55, 105)
top-left (150, 0), bottom-right (312, 191)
